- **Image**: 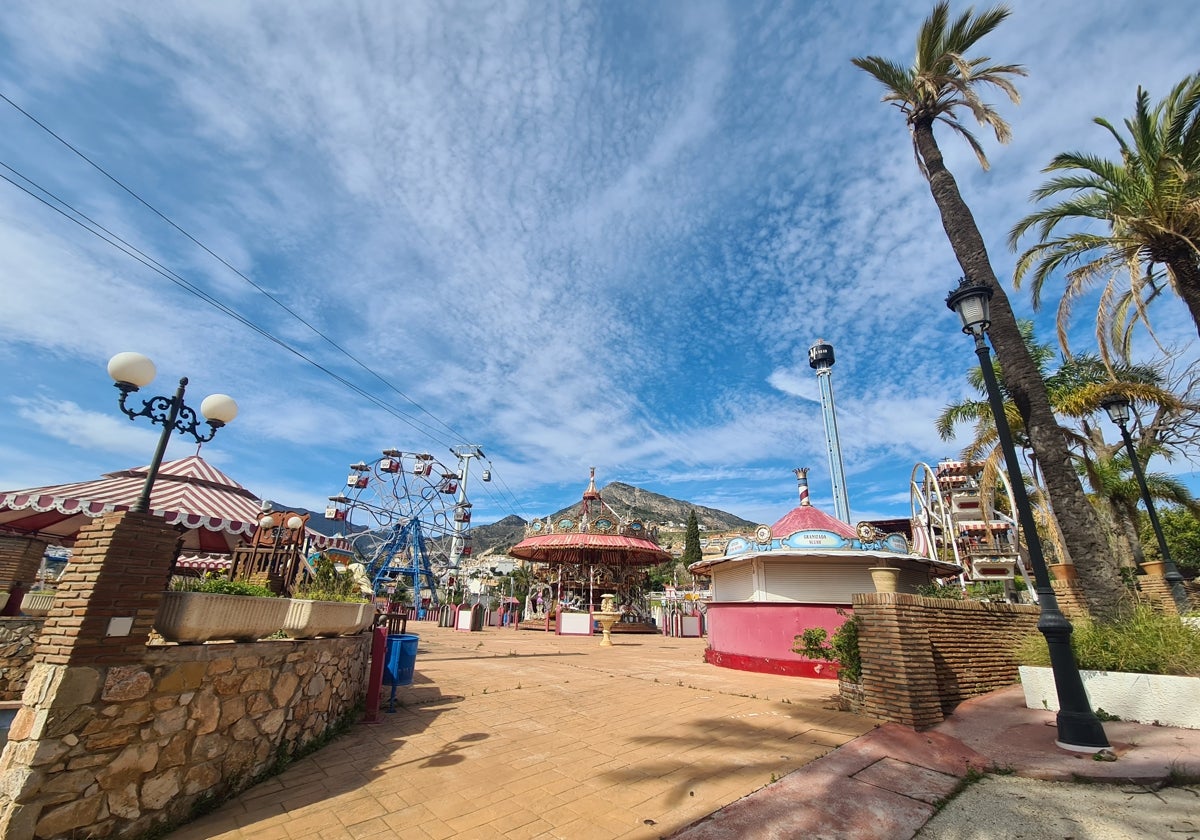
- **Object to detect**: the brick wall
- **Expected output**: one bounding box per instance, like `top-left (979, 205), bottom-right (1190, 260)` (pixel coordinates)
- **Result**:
top-left (1049, 579), bottom-right (1090, 618)
top-left (0, 537), bottom-right (47, 592)
top-left (0, 619), bottom-right (45, 701)
top-left (0, 511), bottom-right (376, 840)
top-left (851, 592), bottom-right (1040, 728)
top-left (1137, 574), bottom-right (1182, 614)
top-left (35, 511), bottom-right (181, 667)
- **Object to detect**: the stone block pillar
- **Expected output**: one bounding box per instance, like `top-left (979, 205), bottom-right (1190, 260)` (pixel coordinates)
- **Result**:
top-left (0, 511), bottom-right (180, 840)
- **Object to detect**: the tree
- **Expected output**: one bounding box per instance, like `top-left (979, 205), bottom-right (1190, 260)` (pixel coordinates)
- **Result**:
top-left (1085, 446), bottom-right (1198, 570)
top-left (939, 322), bottom-right (1187, 570)
top-left (853, 2), bottom-right (1125, 615)
top-left (1009, 74), bottom-right (1200, 360)
top-left (681, 510), bottom-right (703, 568)
top-left (1142, 504), bottom-right (1200, 575)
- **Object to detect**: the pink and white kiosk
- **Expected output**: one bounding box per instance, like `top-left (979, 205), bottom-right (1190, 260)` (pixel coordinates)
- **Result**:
top-left (690, 470), bottom-right (959, 678)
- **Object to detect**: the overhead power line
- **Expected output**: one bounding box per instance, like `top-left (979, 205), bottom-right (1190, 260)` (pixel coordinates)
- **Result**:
top-left (0, 162), bottom-right (458, 448)
top-left (0, 91), bottom-right (466, 445)
top-left (0, 91), bottom-right (532, 522)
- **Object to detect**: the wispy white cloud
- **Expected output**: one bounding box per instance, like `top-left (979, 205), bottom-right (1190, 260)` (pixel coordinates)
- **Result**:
top-left (0, 0), bottom-right (1197, 529)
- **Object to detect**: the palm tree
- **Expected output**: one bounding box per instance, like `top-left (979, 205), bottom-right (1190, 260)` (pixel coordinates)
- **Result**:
top-left (939, 324), bottom-right (1183, 572)
top-left (1009, 74), bottom-right (1200, 359)
top-left (853, 2), bottom-right (1125, 615)
top-left (1083, 445), bottom-right (1199, 570)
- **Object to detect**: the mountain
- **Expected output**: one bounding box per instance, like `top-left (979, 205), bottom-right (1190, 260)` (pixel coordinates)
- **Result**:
top-left (588, 482), bottom-right (757, 532)
top-left (274, 483), bottom-right (756, 560)
top-left (468, 514), bottom-right (529, 557)
top-left (468, 483), bottom-right (755, 558)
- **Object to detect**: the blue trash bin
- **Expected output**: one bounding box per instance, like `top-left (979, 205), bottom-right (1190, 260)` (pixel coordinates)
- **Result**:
top-left (384, 633), bottom-right (419, 687)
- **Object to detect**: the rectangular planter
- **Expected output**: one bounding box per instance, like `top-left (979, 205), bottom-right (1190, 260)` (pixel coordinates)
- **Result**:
top-left (283, 600), bottom-right (374, 639)
top-left (155, 591), bottom-right (290, 643)
top-left (20, 591), bottom-right (56, 616)
top-left (1019, 665), bottom-right (1200, 729)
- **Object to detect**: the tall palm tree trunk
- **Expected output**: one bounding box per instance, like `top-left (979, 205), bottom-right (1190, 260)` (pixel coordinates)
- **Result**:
top-left (912, 117), bottom-right (1125, 617)
top-left (1169, 256), bottom-right (1200, 339)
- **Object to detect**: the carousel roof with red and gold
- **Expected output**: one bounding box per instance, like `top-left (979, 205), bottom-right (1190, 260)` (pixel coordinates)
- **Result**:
top-left (509, 469), bottom-right (671, 566)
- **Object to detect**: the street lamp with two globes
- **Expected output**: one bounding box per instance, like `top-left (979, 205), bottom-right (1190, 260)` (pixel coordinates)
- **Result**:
top-left (107, 352), bottom-right (238, 514)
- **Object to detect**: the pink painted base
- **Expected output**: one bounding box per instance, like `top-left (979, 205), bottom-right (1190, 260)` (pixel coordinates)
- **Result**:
top-left (705, 648), bottom-right (838, 679)
top-left (704, 602), bottom-right (848, 680)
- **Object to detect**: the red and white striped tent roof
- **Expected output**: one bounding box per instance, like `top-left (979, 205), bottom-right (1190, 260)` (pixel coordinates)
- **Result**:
top-left (509, 531), bottom-right (671, 566)
top-left (0, 455), bottom-right (340, 560)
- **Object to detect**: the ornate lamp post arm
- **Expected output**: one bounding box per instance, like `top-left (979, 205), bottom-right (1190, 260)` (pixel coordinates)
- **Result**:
top-left (108, 353), bottom-right (236, 515)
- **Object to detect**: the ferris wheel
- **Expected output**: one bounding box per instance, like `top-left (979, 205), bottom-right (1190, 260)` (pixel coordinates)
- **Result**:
top-left (325, 447), bottom-right (483, 606)
top-left (909, 460), bottom-right (1035, 596)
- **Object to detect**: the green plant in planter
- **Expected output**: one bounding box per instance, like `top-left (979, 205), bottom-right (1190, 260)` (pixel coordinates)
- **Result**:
top-left (173, 572), bottom-right (276, 598)
top-left (296, 554), bottom-right (369, 603)
top-left (915, 582), bottom-right (965, 600)
top-left (1013, 603), bottom-right (1200, 676)
top-left (794, 610), bottom-right (861, 682)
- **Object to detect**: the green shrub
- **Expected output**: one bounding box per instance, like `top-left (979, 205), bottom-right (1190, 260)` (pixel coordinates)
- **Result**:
top-left (915, 582), bottom-right (964, 599)
top-left (794, 610), bottom-right (861, 682)
top-left (1013, 604), bottom-right (1200, 676)
top-left (173, 572), bottom-right (276, 598)
top-left (295, 553), bottom-right (369, 603)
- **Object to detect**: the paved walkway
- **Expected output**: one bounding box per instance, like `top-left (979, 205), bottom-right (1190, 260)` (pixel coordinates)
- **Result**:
top-left (169, 624), bottom-right (875, 839)
top-left (674, 683), bottom-right (1200, 839)
top-left (169, 625), bottom-right (1200, 839)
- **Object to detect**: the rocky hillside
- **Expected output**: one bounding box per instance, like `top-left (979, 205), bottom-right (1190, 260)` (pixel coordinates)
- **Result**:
top-left (468, 483), bottom-right (754, 557)
top-left (280, 483), bottom-right (755, 560)
top-left (468, 514), bottom-right (529, 557)
top-left (590, 482), bottom-right (756, 531)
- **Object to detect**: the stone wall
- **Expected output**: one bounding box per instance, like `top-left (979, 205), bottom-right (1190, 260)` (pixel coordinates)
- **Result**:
top-left (851, 592), bottom-right (1040, 728)
top-left (0, 619), bottom-right (45, 701)
top-left (1, 634), bottom-right (370, 839)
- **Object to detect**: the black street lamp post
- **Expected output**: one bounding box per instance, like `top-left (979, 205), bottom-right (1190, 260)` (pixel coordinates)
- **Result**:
top-left (945, 278), bottom-right (1109, 752)
top-left (108, 352), bottom-right (238, 514)
top-left (1099, 395), bottom-right (1189, 610)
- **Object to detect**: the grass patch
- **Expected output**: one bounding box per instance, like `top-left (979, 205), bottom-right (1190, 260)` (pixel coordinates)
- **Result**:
top-left (931, 765), bottom-right (993, 813)
top-left (1013, 603), bottom-right (1200, 676)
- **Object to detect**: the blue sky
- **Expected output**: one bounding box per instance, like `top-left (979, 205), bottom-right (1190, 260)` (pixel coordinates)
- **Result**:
top-left (0, 0), bottom-right (1197, 531)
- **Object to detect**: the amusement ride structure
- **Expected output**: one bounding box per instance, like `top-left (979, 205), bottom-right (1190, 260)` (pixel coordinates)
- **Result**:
top-left (908, 459), bottom-right (1033, 593)
top-left (325, 446), bottom-right (488, 609)
top-left (809, 339), bottom-right (852, 524)
top-left (509, 469), bottom-right (671, 633)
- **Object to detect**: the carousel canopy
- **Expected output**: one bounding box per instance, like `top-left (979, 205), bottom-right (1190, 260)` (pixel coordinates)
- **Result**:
top-left (509, 531), bottom-right (670, 566)
top-left (0, 455), bottom-right (341, 557)
top-left (509, 468), bottom-right (671, 567)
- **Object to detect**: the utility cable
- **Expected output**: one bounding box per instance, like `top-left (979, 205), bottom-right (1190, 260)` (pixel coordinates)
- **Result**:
top-left (0, 162), bottom-right (460, 449)
top-left (0, 94), bottom-right (532, 522)
top-left (0, 91), bottom-right (468, 445)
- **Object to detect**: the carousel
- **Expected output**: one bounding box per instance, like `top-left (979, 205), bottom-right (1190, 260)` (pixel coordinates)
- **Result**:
top-left (509, 468), bottom-right (671, 635)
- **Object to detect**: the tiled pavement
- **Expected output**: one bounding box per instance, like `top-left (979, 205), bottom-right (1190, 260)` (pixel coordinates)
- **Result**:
top-left (168, 625), bottom-right (876, 840)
